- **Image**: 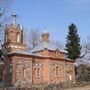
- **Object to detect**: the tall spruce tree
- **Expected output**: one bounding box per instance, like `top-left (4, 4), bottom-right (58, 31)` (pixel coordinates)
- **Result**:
top-left (65, 23), bottom-right (81, 60)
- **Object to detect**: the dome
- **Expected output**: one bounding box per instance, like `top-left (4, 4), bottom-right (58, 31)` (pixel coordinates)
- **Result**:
top-left (42, 30), bottom-right (49, 36)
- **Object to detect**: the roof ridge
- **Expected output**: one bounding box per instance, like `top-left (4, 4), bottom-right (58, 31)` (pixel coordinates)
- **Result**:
top-left (30, 41), bottom-right (58, 53)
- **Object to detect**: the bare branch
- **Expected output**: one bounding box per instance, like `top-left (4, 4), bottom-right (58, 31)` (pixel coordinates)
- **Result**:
top-left (0, 0), bottom-right (14, 44)
top-left (51, 40), bottom-right (63, 50)
top-left (26, 29), bottom-right (41, 49)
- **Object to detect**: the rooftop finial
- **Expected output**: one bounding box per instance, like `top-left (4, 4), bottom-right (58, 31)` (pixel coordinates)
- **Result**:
top-left (12, 12), bottom-right (17, 26)
top-left (44, 30), bottom-right (48, 34)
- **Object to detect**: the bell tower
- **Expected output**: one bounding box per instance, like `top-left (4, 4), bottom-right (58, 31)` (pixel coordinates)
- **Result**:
top-left (2, 13), bottom-right (26, 52)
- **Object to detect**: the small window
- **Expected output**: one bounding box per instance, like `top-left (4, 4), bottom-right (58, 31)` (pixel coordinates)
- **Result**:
top-left (17, 33), bottom-right (20, 43)
top-left (59, 68), bottom-right (63, 77)
top-left (23, 67), bottom-right (26, 79)
top-left (56, 67), bottom-right (59, 76)
top-left (69, 75), bottom-right (72, 80)
top-left (53, 68), bottom-right (56, 77)
top-left (37, 68), bottom-right (40, 77)
top-left (34, 68), bottom-right (36, 77)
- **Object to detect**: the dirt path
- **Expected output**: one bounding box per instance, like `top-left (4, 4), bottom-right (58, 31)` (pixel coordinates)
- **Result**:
top-left (63, 86), bottom-right (90, 90)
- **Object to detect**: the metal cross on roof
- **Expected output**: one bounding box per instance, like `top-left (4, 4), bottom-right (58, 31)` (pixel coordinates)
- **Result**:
top-left (12, 12), bottom-right (17, 26)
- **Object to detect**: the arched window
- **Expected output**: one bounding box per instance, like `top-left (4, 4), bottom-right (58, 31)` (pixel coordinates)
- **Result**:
top-left (37, 68), bottom-right (40, 77)
top-left (17, 33), bottom-right (20, 43)
top-left (69, 74), bottom-right (72, 80)
top-left (34, 68), bottom-right (36, 77)
top-left (16, 69), bottom-right (18, 81)
top-left (59, 68), bottom-right (62, 77)
top-left (23, 67), bottom-right (26, 79)
top-left (53, 68), bottom-right (56, 77)
top-left (56, 67), bottom-right (59, 77)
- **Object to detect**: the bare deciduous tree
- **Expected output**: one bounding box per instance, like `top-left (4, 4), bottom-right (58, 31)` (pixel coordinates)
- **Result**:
top-left (76, 64), bottom-right (90, 81)
top-left (0, 0), bottom-right (12, 15)
top-left (25, 30), bottom-right (64, 50)
top-left (0, 0), bottom-right (13, 44)
top-left (84, 39), bottom-right (90, 54)
top-left (51, 40), bottom-right (64, 50)
top-left (27, 29), bottom-right (41, 49)
top-left (75, 37), bottom-right (90, 66)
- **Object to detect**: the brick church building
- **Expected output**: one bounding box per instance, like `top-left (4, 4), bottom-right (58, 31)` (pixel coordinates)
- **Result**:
top-left (1, 13), bottom-right (75, 86)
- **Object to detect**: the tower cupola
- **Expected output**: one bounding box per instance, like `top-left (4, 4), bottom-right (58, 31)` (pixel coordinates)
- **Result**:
top-left (4, 13), bottom-right (23, 44)
top-left (2, 13), bottom-right (26, 52)
top-left (42, 31), bottom-right (49, 42)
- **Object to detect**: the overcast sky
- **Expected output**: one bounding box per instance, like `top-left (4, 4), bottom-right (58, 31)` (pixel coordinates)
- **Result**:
top-left (11, 0), bottom-right (90, 44)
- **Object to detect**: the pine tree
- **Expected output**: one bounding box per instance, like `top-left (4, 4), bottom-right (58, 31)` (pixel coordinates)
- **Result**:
top-left (0, 50), bottom-right (3, 57)
top-left (65, 23), bottom-right (81, 60)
